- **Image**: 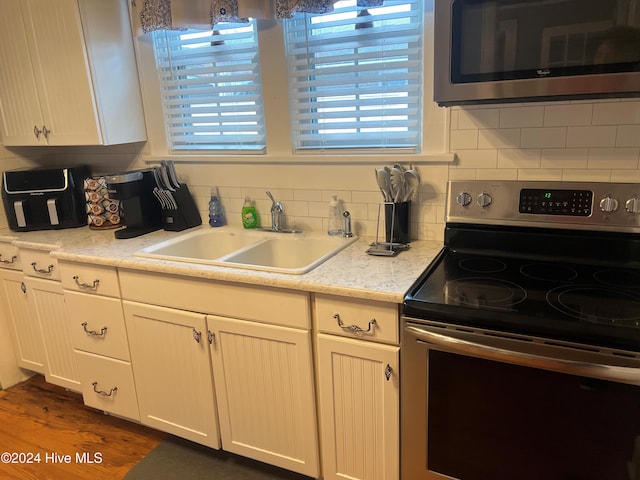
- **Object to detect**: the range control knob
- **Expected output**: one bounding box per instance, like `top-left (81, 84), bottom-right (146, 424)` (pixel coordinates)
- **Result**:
top-left (626, 197), bottom-right (640, 214)
top-left (456, 192), bottom-right (472, 207)
top-left (477, 192), bottom-right (493, 208)
top-left (599, 196), bottom-right (619, 213)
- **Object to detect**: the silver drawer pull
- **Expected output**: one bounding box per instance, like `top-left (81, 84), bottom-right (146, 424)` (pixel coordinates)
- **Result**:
top-left (334, 313), bottom-right (377, 336)
top-left (31, 262), bottom-right (53, 274)
top-left (82, 322), bottom-right (107, 337)
top-left (92, 382), bottom-right (117, 397)
top-left (193, 328), bottom-right (202, 343)
top-left (0, 254), bottom-right (17, 265)
top-left (73, 275), bottom-right (100, 290)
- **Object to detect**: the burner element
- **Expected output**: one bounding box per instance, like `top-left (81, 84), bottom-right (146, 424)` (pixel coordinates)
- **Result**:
top-left (594, 269), bottom-right (640, 289)
top-left (520, 263), bottom-right (578, 282)
top-left (459, 257), bottom-right (506, 274)
top-left (547, 286), bottom-right (640, 326)
top-left (445, 277), bottom-right (527, 310)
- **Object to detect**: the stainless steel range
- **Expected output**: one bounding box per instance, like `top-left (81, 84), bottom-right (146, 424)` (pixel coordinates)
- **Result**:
top-left (402, 180), bottom-right (640, 480)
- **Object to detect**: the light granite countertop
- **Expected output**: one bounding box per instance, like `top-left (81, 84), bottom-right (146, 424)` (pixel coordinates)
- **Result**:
top-left (0, 225), bottom-right (443, 303)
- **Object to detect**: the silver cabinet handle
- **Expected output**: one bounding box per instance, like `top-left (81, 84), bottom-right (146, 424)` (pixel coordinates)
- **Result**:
top-left (334, 313), bottom-right (377, 336)
top-left (31, 262), bottom-right (53, 274)
top-left (20, 282), bottom-right (26, 294)
top-left (0, 254), bottom-right (17, 265)
top-left (207, 330), bottom-right (215, 344)
top-left (73, 275), bottom-right (100, 290)
top-left (193, 328), bottom-right (202, 343)
top-left (385, 364), bottom-right (393, 381)
top-left (406, 325), bottom-right (640, 386)
top-left (82, 322), bottom-right (107, 337)
top-left (42, 126), bottom-right (50, 139)
top-left (33, 125), bottom-right (42, 139)
top-left (92, 382), bottom-right (117, 397)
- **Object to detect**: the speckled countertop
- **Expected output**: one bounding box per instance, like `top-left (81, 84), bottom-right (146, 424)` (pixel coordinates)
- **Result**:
top-left (0, 225), bottom-right (443, 303)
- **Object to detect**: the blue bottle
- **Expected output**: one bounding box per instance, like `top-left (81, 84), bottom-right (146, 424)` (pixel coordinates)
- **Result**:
top-left (208, 187), bottom-right (225, 227)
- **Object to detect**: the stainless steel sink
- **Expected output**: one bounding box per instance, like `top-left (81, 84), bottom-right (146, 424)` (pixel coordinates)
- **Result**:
top-left (135, 228), bottom-right (358, 274)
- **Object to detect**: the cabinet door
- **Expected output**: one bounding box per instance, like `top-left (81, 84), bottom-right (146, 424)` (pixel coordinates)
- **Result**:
top-left (22, 0), bottom-right (101, 145)
top-left (24, 277), bottom-right (80, 391)
top-left (317, 334), bottom-right (399, 480)
top-left (208, 316), bottom-right (319, 478)
top-left (0, 1), bottom-right (45, 145)
top-left (0, 269), bottom-right (44, 372)
top-left (123, 301), bottom-right (221, 449)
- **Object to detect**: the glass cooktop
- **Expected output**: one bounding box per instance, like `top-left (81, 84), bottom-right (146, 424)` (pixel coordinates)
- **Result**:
top-left (404, 249), bottom-right (640, 352)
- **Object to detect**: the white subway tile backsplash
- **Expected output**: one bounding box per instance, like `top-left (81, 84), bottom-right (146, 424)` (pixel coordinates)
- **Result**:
top-left (593, 101), bottom-right (640, 125)
top-left (497, 148), bottom-right (541, 168)
top-left (561, 170), bottom-right (611, 182)
top-left (540, 148), bottom-right (588, 169)
top-left (478, 128), bottom-right (521, 149)
top-left (449, 129), bottom-right (479, 150)
top-left (517, 169), bottom-right (563, 181)
top-left (587, 148), bottom-right (640, 169)
top-left (566, 126), bottom-right (617, 148)
top-left (616, 125), bottom-right (640, 147)
top-left (450, 150), bottom-right (498, 168)
top-left (499, 106), bottom-right (544, 128)
top-left (457, 108), bottom-right (500, 129)
top-left (543, 104), bottom-right (593, 126)
top-left (521, 127), bottom-right (567, 148)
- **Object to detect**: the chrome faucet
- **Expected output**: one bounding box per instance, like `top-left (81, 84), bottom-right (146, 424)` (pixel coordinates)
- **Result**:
top-left (343, 211), bottom-right (354, 237)
top-left (266, 191), bottom-right (284, 231)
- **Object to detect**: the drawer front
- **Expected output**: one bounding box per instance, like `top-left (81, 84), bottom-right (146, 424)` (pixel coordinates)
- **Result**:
top-left (76, 351), bottom-right (139, 421)
top-left (314, 293), bottom-right (399, 345)
top-left (21, 249), bottom-right (59, 280)
top-left (65, 292), bottom-right (130, 361)
top-left (59, 261), bottom-right (120, 298)
top-left (119, 269), bottom-right (311, 329)
top-left (0, 243), bottom-right (22, 271)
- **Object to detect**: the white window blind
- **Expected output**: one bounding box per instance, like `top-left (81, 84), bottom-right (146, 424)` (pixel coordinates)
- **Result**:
top-left (152, 22), bottom-right (266, 152)
top-left (284, 0), bottom-right (424, 151)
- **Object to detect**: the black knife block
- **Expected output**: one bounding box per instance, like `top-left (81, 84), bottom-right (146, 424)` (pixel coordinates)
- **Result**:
top-left (162, 184), bottom-right (202, 231)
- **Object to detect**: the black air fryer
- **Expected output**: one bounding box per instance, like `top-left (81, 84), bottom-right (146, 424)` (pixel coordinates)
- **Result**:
top-left (2, 166), bottom-right (90, 231)
top-left (105, 169), bottom-right (162, 239)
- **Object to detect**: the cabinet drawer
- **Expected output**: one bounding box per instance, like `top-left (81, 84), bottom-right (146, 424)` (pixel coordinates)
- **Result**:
top-left (314, 294), bottom-right (399, 345)
top-left (65, 291), bottom-right (129, 361)
top-left (21, 249), bottom-right (59, 280)
top-left (76, 351), bottom-right (139, 421)
top-left (59, 261), bottom-right (120, 297)
top-left (0, 243), bottom-right (22, 271)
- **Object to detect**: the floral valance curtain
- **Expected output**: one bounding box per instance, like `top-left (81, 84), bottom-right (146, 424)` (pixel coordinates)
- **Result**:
top-left (132, 0), bottom-right (384, 33)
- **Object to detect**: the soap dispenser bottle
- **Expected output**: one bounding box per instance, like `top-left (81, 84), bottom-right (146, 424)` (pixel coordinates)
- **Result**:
top-left (327, 195), bottom-right (343, 236)
top-left (241, 196), bottom-right (258, 229)
top-left (208, 187), bottom-right (225, 227)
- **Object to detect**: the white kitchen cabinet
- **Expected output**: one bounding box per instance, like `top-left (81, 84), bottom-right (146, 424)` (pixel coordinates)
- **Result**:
top-left (24, 276), bottom-right (80, 391)
top-left (0, 268), bottom-right (44, 373)
top-left (0, 0), bottom-right (146, 146)
top-left (208, 315), bottom-right (319, 478)
top-left (123, 300), bottom-right (221, 449)
top-left (314, 294), bottom-right (400, 480)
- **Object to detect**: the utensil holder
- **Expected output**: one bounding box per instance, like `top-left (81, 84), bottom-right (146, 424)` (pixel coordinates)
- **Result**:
top-left (385, 201), bottom-right (410, 245)
top-left (162, 184), bottom-right (202, 231)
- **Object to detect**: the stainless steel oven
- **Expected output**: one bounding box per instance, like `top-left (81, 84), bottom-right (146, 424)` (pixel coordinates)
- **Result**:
top-left (434, 0), bottom-right (640, 105)
top-left (401, 180), bottom-right (640, 480)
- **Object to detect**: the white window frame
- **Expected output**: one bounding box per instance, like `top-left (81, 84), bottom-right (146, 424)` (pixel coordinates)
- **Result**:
top-left (131, 1), bottom-right (452, 164)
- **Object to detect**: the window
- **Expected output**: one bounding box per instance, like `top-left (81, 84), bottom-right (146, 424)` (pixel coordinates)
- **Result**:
top-left (284, 0), bottom-right (424, 151)
top-left (151, 21), bottom-right (266, 152)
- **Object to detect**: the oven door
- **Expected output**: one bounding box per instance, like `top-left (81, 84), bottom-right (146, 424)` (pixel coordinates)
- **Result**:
top-left (401, 318), bottom-right (640, 480)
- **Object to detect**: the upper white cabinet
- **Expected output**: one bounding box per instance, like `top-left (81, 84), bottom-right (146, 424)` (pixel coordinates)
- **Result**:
top-left (0, 0), bottom-right (146, 146)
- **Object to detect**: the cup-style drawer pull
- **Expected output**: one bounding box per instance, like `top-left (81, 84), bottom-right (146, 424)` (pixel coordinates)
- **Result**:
top-left (0, 254), bottom-right (17, 265)
top-left (73, 275), bottom-right (100, 290)
top-left (31, 262), bottom-right (54, 274)
top-left (82, 322), bottom-right (107, 337)
top-left (333, 313), bottom-right (377, 336)
top-left (92, 382), bottom-right (117, 397)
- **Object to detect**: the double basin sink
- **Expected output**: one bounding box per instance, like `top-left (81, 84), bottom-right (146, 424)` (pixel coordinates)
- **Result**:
top-left (135, 227), bottom-right (359, 274)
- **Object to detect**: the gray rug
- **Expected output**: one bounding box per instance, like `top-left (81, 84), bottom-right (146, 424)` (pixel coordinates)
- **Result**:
top-left (124, 436), bottom-right (311, 480)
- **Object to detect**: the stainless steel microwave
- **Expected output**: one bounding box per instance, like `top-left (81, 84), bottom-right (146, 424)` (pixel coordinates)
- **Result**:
top-left (434, 0), bottom-right (640, 106)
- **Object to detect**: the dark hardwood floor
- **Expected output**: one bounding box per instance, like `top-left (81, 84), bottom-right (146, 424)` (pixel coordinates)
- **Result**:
top-left (0, 375), bottom-right (166, 480)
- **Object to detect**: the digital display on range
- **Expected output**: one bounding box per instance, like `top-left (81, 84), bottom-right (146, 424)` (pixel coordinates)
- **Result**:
top-left (519, 189), bottom-right (592, 216)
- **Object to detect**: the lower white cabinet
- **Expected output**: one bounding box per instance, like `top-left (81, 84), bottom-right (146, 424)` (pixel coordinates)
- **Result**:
top-left (0, 269), bottom-right (44, 373)
top-left (208, 315), bottom-right (319, 478)
top-left (123, 300), bottom-right (221, 449)
top-left (24, 276), bottom-right (80, 391)
top-left (316, 334), bottom-right (399, 480)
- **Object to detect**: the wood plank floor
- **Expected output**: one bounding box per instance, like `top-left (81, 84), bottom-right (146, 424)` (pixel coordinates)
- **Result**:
top-left (0, 375), bottom-right (166, 480)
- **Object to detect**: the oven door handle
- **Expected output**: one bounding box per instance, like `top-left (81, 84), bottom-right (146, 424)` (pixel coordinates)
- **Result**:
top-left (405, 325), bottom-right (640, 386)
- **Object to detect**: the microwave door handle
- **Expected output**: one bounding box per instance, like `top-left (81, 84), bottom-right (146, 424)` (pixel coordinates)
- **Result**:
top-left (13, 200), bottom-right (26, 228)
top-left (405, 326), bottom-right (640, 386)
top-left (47, 198), bottom-right (59, 226)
